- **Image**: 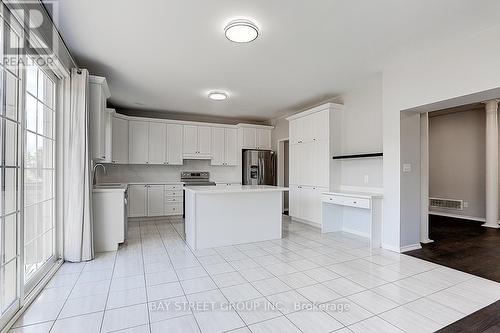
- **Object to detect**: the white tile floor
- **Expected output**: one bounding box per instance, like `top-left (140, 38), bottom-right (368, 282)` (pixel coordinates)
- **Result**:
top-left (10, 216), bottom-right (500, 333)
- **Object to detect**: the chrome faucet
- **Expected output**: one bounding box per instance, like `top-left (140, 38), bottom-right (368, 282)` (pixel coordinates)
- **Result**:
top-left (93, 163), bottom-right (107, 185)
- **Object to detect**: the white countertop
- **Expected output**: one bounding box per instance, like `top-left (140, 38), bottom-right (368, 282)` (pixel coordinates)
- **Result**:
top-left (92, 184), bottom-right (128, 193)
top-left (323, 190), bottom-right (383, 199)
top-left (185, 185), bottom-right (289, 194)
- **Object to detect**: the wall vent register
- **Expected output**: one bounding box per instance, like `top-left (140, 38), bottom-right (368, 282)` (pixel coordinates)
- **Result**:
top-left (429, 198), bottom-right (463, 211)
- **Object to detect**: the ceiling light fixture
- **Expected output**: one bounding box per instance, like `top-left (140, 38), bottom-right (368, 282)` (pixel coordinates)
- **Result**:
top-left (208, 91), bottom-right (228, 101)
top-left (224, 19), bottom-right (259, 43)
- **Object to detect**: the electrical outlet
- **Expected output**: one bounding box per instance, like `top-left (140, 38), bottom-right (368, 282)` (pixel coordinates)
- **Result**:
top-left (402, 163), bottom-right (412, 173)
top-left (463, 201), bottom-right (469, 208)
top-left (364, 175), bottom-right (369, 184)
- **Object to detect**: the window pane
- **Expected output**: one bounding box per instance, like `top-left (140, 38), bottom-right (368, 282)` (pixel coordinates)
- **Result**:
top-left (24, 204), bottom-right (37, 243)
top-left (41, 137), bottom-right (53, 168)
top-left (41, 170), bottom-right (53, 201)
top-left (40, 200), bottom-right (53, 233)
top-left (26, 94), bottom-right (36, 132)
top-left (24, 169), bottom-right (38, 207)
top-left (37, 103), bottom-right (53, 138)
top-left (4, 118), bottom-right (17, 166)
top-left (26, 66), bottom-right (37, 96)
top-left (25, 132), bottom-right (36, 168)
top-left (42, 230), bottom-right (53, 263)
top-left (4, 23), bottom-right (19, 76)
top-left (1, 260), bottom-right (17, 310)
top-left (5, 71), bottom-right (18, 121)
top-left (24, 238), bottom-right (36, 279)
top-left (3, 168), bottom-right (16, 215)
top-left (3, 214), bottom-right (16, 262)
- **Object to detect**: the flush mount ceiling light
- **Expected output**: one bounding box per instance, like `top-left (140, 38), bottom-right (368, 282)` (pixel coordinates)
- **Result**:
top-left (208, 91), bottom-right (228, 101)
top-left (224, 19), bottom-right (259, 43)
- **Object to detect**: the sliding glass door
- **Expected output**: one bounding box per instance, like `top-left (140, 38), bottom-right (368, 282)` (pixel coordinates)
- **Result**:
top-left (0, 4), bottom-right (61, 327)
top-left (0, 15), bottom-right (22, 327)
top-left (23, 61), bottom-right (57, 291)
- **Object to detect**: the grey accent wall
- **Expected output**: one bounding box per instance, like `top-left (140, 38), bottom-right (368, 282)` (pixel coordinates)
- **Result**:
top-left (400, 111), bottom-right (422, 248)
top-left (429, 109), bottom-right (486, 219)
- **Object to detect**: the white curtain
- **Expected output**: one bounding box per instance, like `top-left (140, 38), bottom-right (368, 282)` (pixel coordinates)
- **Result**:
top-left (63, 68), bottom-right (94, 262)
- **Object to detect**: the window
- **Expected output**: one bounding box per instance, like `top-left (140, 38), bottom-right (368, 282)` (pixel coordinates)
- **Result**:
top-left (0, 18), bottom-right (21, 320)
top-left (23, 62), bottom-right (56, 284)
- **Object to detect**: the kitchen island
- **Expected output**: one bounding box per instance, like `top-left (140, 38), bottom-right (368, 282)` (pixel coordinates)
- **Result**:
top-left (184, 185), bottom-right (288, 250)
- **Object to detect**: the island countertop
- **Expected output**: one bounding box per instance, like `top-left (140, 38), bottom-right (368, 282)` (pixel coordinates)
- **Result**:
top-left (184, 185), bottom-right (289, 194)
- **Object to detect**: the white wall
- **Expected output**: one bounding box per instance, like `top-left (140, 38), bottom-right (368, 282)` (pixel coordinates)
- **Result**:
top-left (99, 160), bottom-right (241, 183)
top-left (382, 24), bottom-right (500, 250)
top-left (331, 74), bottom-right (383, 190)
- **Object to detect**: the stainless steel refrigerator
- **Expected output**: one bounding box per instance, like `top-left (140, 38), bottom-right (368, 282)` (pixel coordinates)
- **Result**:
top-left (242, 150), bottom-right (276, 185)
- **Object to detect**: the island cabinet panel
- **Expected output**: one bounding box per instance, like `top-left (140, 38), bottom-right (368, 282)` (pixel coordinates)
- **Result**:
top-left (147, 185), bottom-right (165, 216)
top-left (129, 185), bottom-right (147, 217)
top-left (148, 122), bottom-right (167, 164)
top-left (129, 121), bottom-right (149, 164)
top-left (112, 116), bottom-right (128, 164)
top-left (166, 124), bottom-right (183, 165)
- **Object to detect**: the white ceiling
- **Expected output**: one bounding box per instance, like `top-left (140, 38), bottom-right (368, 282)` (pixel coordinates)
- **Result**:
top-left (49, 0), bottom-right (500, 121)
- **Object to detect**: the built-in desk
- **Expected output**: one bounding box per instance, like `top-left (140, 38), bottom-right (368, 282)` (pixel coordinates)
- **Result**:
top-left (321, 191), bottom-right (383, 248)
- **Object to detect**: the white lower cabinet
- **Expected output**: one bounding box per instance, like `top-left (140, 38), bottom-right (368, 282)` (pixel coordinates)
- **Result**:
top-left (289, 185), bottom-right (327, 225)
top-left (128, 185), bottom-right (147, 217)
top-left (147, 185), bottom-right (165, 216)
top-left (129, 183), bottom-right (183, 217)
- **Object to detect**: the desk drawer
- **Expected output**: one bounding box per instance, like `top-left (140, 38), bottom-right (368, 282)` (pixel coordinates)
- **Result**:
top-left (165, 190), bottom-right (182, 197)
top-left (165, 196), bottom-right (183, 203)
top-left (322, 194), bottom-right (370, 209)
top-left (165, 184), bottom-right (182, 191)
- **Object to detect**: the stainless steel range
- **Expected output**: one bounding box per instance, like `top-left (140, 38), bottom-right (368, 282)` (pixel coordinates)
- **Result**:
top-left (181, 172), bottom-right (216, 217)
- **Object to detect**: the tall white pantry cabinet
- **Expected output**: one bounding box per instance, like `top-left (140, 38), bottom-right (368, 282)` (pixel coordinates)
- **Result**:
top-left (287, 103), bottom-right (344, 226)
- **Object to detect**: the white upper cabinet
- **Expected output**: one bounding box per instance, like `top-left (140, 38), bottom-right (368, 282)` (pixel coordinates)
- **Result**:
top-left (198, 126), bottom-right (211, 156)
top-left (211, 127), bottom-right (238, 166)
top-left (225, 128), bottom-right (238, 166)
top-left (148, 122), bottom-right (167, 164)
top-left (183, 125), bottom-right (211, 158)
top-left (89, 76), bottom-right (111, 161)
top-left (242, 127), bottom-right (257, 149)
top-left (239, 125), bottom-right (273, 150)
top-left (111, 115), bottom-right (128, 164)
top-left (311, 109), bottom-right (329, 142)
top-left (129, 121), bottom-right (149, 164)
top-left (211, 127), bottom-right (225, 166)
top-left (166, 124), bottom-right (183, 165)
top-left (257, 129), bottom-right (272, 150)
top-left (183, 125), bottom-right (198, 155)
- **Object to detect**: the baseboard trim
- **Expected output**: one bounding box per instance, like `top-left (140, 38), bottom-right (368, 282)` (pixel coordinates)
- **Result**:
top-left (342, 228), bottom-right (370, 239)
top-left (429, 212), bottom-right (486, 223)
top-left (290, 217), bottom-right (321, 229)
top-left (382, 243), bottom-right (401, 253)
top-left (400, 244), bottom-right (422, 252)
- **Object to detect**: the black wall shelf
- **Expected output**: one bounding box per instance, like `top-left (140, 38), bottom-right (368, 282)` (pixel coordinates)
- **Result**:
top-left (332, 153), bottom-right (383, 160)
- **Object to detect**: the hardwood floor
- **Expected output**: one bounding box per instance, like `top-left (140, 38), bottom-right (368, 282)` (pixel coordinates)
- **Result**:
top-left (406, 214), bottom-right (500, 282)
top-left (406, 214), bottom-right (500, 332)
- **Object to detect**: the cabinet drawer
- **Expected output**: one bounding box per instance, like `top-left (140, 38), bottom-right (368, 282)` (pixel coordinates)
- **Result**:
top-left (165, 190), bottom-right (183, 197)
top-left (165, 196), bottom-right (183, 203)
top-left (164, 204), bottom-right (183, 214)
top-left (322, 194), bottom-right (370, 209)
top-left (165, 184), bottom-right (182, 191)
